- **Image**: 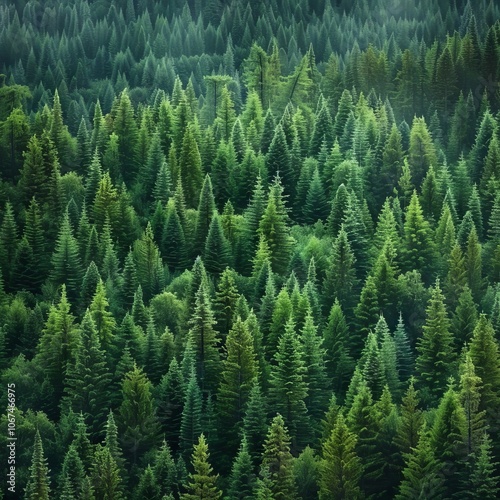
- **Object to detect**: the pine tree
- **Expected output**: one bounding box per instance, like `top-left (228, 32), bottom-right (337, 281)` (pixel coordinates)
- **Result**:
top-left (135, 465), bottom-right (161, 500)
top-left (258, 177), bottom-right (294, 275)
top-left (451, 286), bottom-right (478, 348)
top-left (303, 166), bottom-right (329, 223)
top-left (113, 89), bottom-right (138, 184)
top-left (217, 317), bottom-right (257, 453)
top-left (416, 280), bottom-right (456, 404)
top-left (182, 434), bottom-right (222, 500)
top-left (36, 285), bottom-right (80, 403)
top-left (180, 368), bottom-right (203, 461)
top-left (469, 315), bottom-right (500, 421)
top-left (187, 282), bottom-right (221, 394)
top-left (50, 210), bottom-right (84, 302)
top-left (402, 191), bottom-right (435, 279)
top-left (89, 279), bottom-right (116, 353)
top-left (260, 414), bottom-right (298, 500)
top-left (395, 379), bottom-right (424, 456)
top-left (179, 125), bottom-right (203, 209)
top-left (25, 430), bottom-right (51, 500)
top-left (459, 353), bottom-right (486, 456)
top-left (300, 313), bottom-right (330, 423)
top-left (63, 310), bottom-right (112, 436)
top-left (91, 445), bottom-right (124, 500)
top-left (353, 275), bottom-right (380, 358)
top-left (119, 364), bottom-right (160, 464)
top-left (104, 410), bottom-right (126, 479)
top-left (396, 427), bottom-right (445, 500)
top-left (242, 381), bottom-right (268, 466)
top-left (430, 384), bottom-right (467, 496)
top-left (467, 433), bottom-right (500, 500)
top-left (320, 413), bottom-right (363, 500)
top-left (194, 174), bottom-right (216, 253)
top-left (323, 226), bottom-right (357, 312)
top-left (60, 445), bottom-right (85, 499)
top-left (269, 318), bottom-right (310, 448)
top-left (323, 300), bottom-right (354, 394)
top-left (204, 213), bottom-right (232, 275)
top-left (227, 437), bottom-right (257, 500)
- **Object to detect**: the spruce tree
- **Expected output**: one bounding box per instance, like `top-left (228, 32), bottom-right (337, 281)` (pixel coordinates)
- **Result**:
top-left (50, 210), bottom-right (84, 303)
top-left (269, 318), bottom-right (310, 448)
top-left (258, 177), bottom-right (294, 275)
top-left (204, 212), bottom-right (232, 275)
top-left (469, 315), bottom-right (500, 421)
top-left (180, 370), bottom-right (203, 460)
top-left (415, 280), bottom-right (456, 404)
top-left (182, 434), bottom-right (222, 500)
top-left (320, 413), bottom-right (363, 500)
top-left (260, 414), bottom-right (298, 500)
top-left (467, 433), bottom-right (500, 500)
top-left (395, 379), bottom-right (424, 456)
top-left (25, 430), bottom-right (51, 500)
top-left (227, 438), bottom-right (257, 500)
top-left (242, 381), bottom-right (268, 466)
top-left (402, 191), bottom-right (435, 280)
top-left (396, 427), bottom-right (445, 500)
top-left (187, 282), bottom-right (221, 394)
top-left (217, 317), bottom-right (257, 453)
top-left (91, 445), bottom-right (124, 500)
top-left (119, 364), bottom-right (160, 464)
top-left (63, 310), bottom-right (112, 436)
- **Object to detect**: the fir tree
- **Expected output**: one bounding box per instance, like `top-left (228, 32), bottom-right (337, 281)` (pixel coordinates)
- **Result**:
top-left (227, 437), bottom-right (257, 500)
top-left (180, 370), bottom-right (203, 460)
top-left (119, 364), bottom-right (160, 464)
top-left (25, 430), bottom-right (51, 500)
top-left (320, 413), bottom-right (363, 500)
top-left (260, 414), bottom-right (298, 500)
top-left (217, 317), bottom-right (257, 453)
top-left (416, 280), bottom-right (456, 403)
top-left (396, 427), bottom-right (445, 500)
top-left (182, 434), bottom-right (222, 500)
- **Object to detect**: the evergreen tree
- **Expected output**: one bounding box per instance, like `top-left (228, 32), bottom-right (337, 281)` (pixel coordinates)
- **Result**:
top-left (179, 125), bottom-right (203, 209)
top-left (467, 433), bottom-right (500, 500)
top-left (182, 434), bottom-right (222, 500)
top-left (416, 280), bottom-right (456, 404)
top-left (258, 177), bottom-right (294, 275)
top-left (119, 364), bottom-right (160, 464)
top-left (63, 310), bottom-right (112, 436)
top-left (187, 282), bottom-right (221, 394)
top-left (269, 318), bottom-right (310, 448)
top-left (402, 191), bottom-right (435, 279)
top-left (260, 414), bottom-right (298, 500)
top-left (320, 413), bottom-right (363, 500)
top-left (227, 438), bottom-right (257, 500)
top-left (25, 430), bottom-right (51, 500)
top-left (204, 213), bottom-right (232, 275)
top-left (50, 210), bottom-right (84, 302)
top-left (395, 379), bottom-right (424, 456)
top-left (91, 445), bottom-right (124, 500)
top-left (469, 315), bottom-right (500, 421)
top-left (180, 370), bottom-right (203, 461)
top-left (396, 427), bottom-right (445, 500)
top-left (242, 381), bottom-right (268, 466)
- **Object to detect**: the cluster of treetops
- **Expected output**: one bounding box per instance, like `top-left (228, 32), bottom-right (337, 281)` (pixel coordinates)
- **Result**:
top-left (2, 0), bottom-right (500, 498)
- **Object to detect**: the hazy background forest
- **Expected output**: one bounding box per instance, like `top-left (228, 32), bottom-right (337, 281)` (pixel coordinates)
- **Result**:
top-left (1, 0), bottom-right (500, 498)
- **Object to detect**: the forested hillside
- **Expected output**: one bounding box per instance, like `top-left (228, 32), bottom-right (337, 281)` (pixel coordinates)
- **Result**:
top-left (1, 0), bottom-right (500, 498)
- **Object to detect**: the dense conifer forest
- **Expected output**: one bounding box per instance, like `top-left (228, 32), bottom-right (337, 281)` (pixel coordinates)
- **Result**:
top-left (2, 0), bottom-right (500, 497)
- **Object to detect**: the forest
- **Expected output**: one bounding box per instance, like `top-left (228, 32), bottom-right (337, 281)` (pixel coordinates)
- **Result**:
top-left (1, 0), bottom-right (500, 498)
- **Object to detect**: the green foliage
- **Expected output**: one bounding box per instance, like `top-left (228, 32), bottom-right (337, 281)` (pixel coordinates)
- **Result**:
top-left (182, 434), bottom-right (222, 500)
